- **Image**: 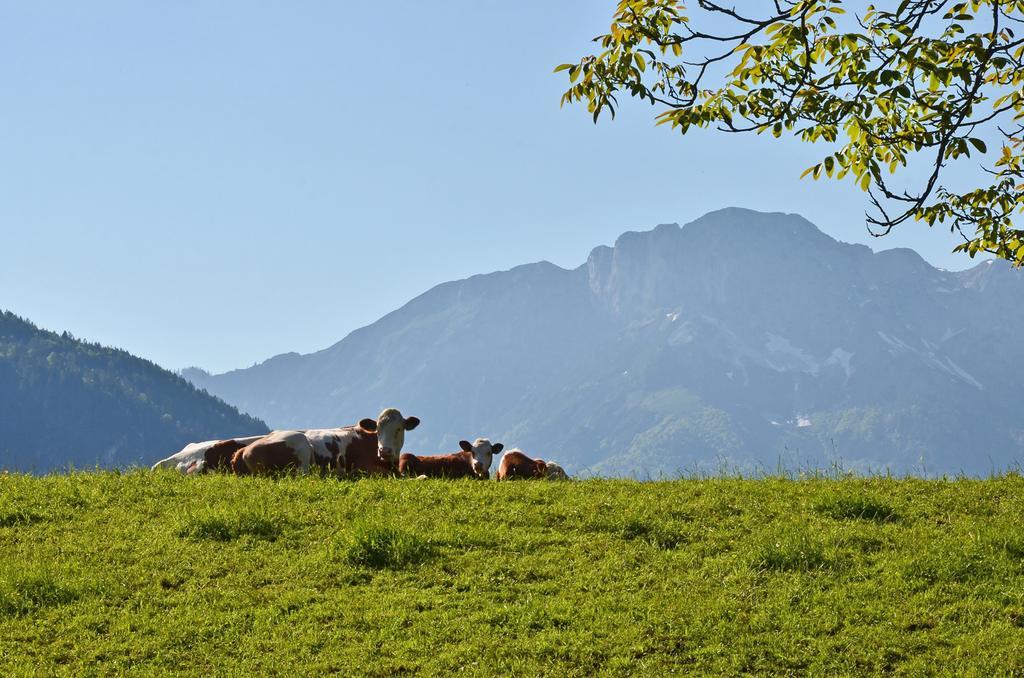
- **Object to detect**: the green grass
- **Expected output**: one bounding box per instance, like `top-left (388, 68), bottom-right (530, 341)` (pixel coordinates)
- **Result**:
top-left (0, 472), bottom-right (1022, 675)
top-left (814, 493), bottom-right (900, 523)
top-left (341, 524), bottom-right (435, 569)
top-left (176, 509), bottom-right (284, 542)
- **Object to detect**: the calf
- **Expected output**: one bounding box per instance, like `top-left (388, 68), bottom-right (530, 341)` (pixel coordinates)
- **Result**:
top-left (399, 439), bottom-right (503, 479)
top-left (496, 449), bottom-right (569, 480)
top-left (151, 435), bottom-right (266, 474)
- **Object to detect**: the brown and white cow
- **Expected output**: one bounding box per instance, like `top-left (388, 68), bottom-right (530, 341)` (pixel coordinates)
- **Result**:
top-left (398, 438), bottom-right (503, 479)
top-left (151, 435), bottom-right (267, 474)
top-left (231, 430), bottom-right (315, 475)
top-left (337, 408), bottom-right (422, 476)
top-left (496, 449), bottom-right (569, 481)
top-left (232, 408), bottom-right (421, 477)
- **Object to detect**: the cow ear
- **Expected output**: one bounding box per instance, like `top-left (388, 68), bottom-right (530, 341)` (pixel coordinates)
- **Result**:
top-left (359, 418), bottom-right (377, 432)
top-left (537, 460), bottom-right (548, 474)
top-left (459, 440), bottom-right (473, 452)
top-left (491, 443), bottom-right (504, 454)
top-left (404, 416), bottom-right (420, 431)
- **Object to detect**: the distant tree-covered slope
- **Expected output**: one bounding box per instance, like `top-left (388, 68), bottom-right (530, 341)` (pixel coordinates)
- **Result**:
top-left (0, 311), bottom-right (268, 472)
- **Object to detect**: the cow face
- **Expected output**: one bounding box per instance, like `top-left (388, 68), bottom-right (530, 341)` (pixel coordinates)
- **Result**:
top-left (360, 408), bottom-right (420, 465)
top-left (459, 438), bottom-right (503, 478)
top-left (544, 462), bottom-right (569, 480)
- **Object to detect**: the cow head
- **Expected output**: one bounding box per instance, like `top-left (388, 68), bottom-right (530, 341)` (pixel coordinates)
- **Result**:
top-left (359, 408), bottom-right (420, 465)
top-left (543, 461), bottom-right (569, 480)
top-left (459, 438), bottom-right (503, 478)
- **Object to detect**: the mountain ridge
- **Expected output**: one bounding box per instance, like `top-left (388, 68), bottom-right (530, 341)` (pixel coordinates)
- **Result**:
top-left (185, 208), bottom-right (1023, 475)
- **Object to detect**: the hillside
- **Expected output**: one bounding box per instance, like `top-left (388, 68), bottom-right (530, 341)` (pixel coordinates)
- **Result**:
top-left (186, 208), bottom-right (1024, 476)
top-left (0, 311), bottom-right (268, 472)
top-left (1, 472), bottom-right (1022, 674)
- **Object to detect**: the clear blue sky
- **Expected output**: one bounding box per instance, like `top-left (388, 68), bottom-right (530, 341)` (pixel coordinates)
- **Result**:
top-left (1, 2), bottom-right (978, 373)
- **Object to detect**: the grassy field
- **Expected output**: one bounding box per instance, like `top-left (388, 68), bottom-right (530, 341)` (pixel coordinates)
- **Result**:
top-left (1, 472), bottom-right (1023, 676)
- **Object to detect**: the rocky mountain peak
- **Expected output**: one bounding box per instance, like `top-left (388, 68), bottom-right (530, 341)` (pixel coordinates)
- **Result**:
top-left (185, 209), bottom-right (1024, 476)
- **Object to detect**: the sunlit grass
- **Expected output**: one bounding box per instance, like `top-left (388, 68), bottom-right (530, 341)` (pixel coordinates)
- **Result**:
top-left (0, 471), bottom-right (1021, 675)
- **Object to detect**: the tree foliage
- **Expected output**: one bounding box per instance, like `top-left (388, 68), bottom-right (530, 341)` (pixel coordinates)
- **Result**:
top-left (557, 0), bottom-right (1024, 265)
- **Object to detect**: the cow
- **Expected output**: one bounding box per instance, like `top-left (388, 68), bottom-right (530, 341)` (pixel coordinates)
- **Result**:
top-left (231, 430), bottom-right (315, 476)
top-left (232, 408), bottom-right (420, 477)
top-left (398, 438), bottom-right (503, 479)
top-left (496, 449), bottom-right (569, 480)
top-left (151, 435), bottom-right (266, 474)
top-left (339, 408), bottom-right (421, 476)
top-left (301, 420), bottom-right (410, 477)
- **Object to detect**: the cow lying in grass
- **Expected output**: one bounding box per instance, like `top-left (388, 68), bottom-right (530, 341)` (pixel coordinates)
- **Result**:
top-left (398, 439), bottom-right (503, 479)
top-left (496, 449), bottom-right (569, 480)
top-left (151, 435), bottom-right (266, 474)
top-left (232, 408), bottom-right (420, 476)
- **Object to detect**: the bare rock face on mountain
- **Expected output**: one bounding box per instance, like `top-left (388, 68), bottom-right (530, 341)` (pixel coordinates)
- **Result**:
top-left (185, 208), bottom-right (1024, 476)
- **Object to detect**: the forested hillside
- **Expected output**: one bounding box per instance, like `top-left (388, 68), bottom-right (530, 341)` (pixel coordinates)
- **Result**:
top-left (0, 311), bottom-right (267, 472)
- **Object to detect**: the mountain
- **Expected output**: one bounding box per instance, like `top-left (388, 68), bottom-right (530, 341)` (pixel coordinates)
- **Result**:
top-left (184, 208), bottom-right (1024, 476)
top-left (0, 311), bottom-right (268, 472)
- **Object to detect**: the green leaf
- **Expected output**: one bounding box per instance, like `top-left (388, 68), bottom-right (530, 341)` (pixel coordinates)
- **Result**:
top-left (554, 0), bottom-right (1024, 268)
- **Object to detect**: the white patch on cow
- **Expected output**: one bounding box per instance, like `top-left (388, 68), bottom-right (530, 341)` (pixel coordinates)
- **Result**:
top-left (151, 441), bottom-right (213, 472)
top-left (151, 435), bottom-right (264, 473)
top-left (304, 427), bottom-right (361, 466)
top-left (374, 408), bottom-right (417, 463)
